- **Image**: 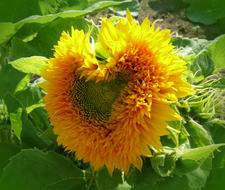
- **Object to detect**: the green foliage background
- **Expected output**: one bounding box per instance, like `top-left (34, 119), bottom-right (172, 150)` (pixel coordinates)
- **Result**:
top-left (0, 0), bottom-right (225, 190)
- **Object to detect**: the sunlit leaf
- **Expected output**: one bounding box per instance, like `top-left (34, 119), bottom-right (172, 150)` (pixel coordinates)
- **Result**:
top-left (208, 34), bottom-right (225, 72)
top-left (14, 74), bottom-right (32, 93)
top-left (185, 118), bottom-right (213, 147)
top-left (179, 144), bottom-right (225, 161)
top-left (10, 56), bottom-right (48, 76)
top-left (0, 0), bottom-right (132, 45)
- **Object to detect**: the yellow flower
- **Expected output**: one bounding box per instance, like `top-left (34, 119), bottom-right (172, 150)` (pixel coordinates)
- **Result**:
top-left (42, 11), bottom-right (194, 174)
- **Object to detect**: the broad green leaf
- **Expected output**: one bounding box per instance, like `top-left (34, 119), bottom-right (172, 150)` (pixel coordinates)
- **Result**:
top-left (184, 0), bottom-right (225, 25)
top-left (0, 0), bottom-right (132, 45)
top-left (39, 127), bottom-right (57, 148)
top-left (172, 35), bottom-right (225, 80)
top-left (28, 17), bottom-right (98, 57)
top-left (185, 118), bottom-right (213, 147)
top-left (9, 37), bottom-right (42, 60)
top-left (127, 161), bottom-right (191, 190)
top-left (10, 56), bottom-right (48, 76)
top-left (46, 178), bottom-right (86, 190)
top-left (190, 50), bottom-right (214, 78)
top-left (203, 167), bottom-right (225, 190)
top-left (203, 136), bottom-right (225, 190)
top-left (0, 149), bottom-right (84, 190)
top-left (14, 85), bottom-right (43, 109)
top-left (95, 168), bottom-right (123, 190)
top-left (0, 23), bottom-right (16, 46)
top-left (175, 148), bottom-right (213, 189)
top-left (203, 120), bottom-right (225, 190)
top-left (28, 107), bottom-right (50, 131)
top-left (3, 93), bottom-right (21, 114)
top-left (21, 110), bottom-right (50, 149)
top-left (0, 143), bottom-right (20, 175)
top-left (0, 127), bottom-right (11, 143)
top-left (185, 158), bottom-right (211, 190)
top-left (0, 62), bottom-right (24, 98)
top-left (111, 0), bottom-right (138, 12)
top-left (172, 37), bottom-right (208, 55)
top-left (205, 119), bottom-right (225, 144)
top-left (39, 0), bottom-right (70, 14)
top-left (208, 34), bottom-right (225, 72)
top-left (0, 0), bottom-right (41, 22)
top-left (179, 144), bottom-right (225, 161)
top-left (9, 108), bottom-right (22, 140)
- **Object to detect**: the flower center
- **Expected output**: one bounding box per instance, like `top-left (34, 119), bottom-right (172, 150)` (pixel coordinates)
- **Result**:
top-left (71, 73), bottom-right (127, 124)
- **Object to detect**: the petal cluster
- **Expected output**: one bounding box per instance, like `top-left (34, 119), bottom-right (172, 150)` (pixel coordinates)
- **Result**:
top-left (42, 12), bottom-right (194, 174)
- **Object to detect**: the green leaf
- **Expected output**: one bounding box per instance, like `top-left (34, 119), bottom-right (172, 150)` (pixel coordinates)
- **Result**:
top-left (95, 168), bottom-right (123, 190)
top-left (0, 0), bottom-right (132, 45)
top-left (191, 50), bottom-right (214, 78)
top-left (15, 85), bottom-right (43, 109)
top-left (127, 161), bottom-right (191, 190)
top-left (0, 0), bottom-right (41, 22)
top-left (0, 149), bottom-right (85, 190)
top-left (203, 120), bottom-right (225, 190)
top-left (28, 107), bottom-right (50, 131)
top-left (172, 37), bottom-right (208, 55)
top-left (185, 118), bottom-right (213, 147)
top-left (203, 167), bottom-right (225, 190)
top-left (189, 34), bottom-right (225, 81)
top-left (28, 17), bottom-right (98, 57)
top-left (26, 102), bottom-right (44, 114)
top-left (9, 108), bottom-right (22, 140)
top-left (14, 74), bottom-right (32, 93)
top-left (46, 178), bottom-right (86, 190)
top-left (0, 62), bottom-right (25, 98)
top-left (206, 119), bottom-right (225, 144)
top-left (185, 158), bottom-right (211, 190)
top-left (184, 0), bottom-right (225, 25)
top-left (9, 37), bottom-right (42, 60)
top-left (111, 0), bottom-right (138, 12)
top-left (20, 110), bottom-right (50, 149)
top-left (179, 144), bottom-right (225, 161)
top-left (208, 34), bottom-right (225, 72)
top-left (10, 56), bottom-right (48, 76)
top-left (39, 0), bottom-right (70, 14)
top-left (0, 143), bottom-right (20, 175)
top-left (3, 93), bottom-right (21, 114)
top-left (203, 148), bottom-right (225, 190)
top-left (0, 23), bottom-right (16, 46)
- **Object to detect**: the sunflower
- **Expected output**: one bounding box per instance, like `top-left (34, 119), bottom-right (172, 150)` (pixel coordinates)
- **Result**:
top-left (42, 11), bottom-right (194, 174)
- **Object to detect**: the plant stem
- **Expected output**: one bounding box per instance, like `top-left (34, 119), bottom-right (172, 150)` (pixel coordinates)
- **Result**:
top-left (87, 172), bottom-right (95, 190)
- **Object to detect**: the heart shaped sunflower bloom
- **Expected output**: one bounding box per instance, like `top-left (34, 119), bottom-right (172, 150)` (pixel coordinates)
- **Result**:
top-left (42, 12), bottom-right (194, 174)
